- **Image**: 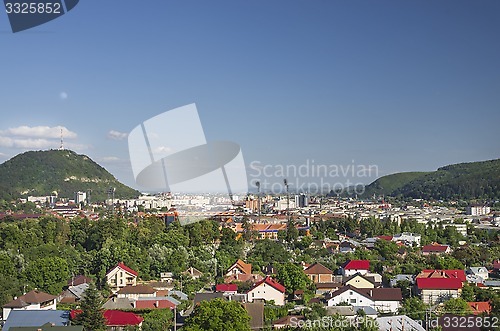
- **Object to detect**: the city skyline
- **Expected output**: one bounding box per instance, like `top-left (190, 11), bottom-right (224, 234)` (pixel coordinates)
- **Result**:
top-left (0, 0), bottom-right (499, 190)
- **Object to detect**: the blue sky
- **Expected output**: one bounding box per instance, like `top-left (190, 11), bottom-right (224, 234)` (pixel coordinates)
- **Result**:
top-left (0, 0), bottom-right (499, 191)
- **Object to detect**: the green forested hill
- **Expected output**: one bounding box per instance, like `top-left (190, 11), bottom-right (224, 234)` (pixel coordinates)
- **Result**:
top-left (362, 172), bottom-right (431, 198)
top-left (364, 159), bottom-right (500, 200)
top-left (0, 149), bottom-right (139, 201)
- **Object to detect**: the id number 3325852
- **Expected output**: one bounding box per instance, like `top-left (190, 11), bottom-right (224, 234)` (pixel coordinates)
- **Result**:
top-left (5, 2), bottom-right (62, 14)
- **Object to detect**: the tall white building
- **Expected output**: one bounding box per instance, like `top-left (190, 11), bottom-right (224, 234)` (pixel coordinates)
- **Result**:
top-left (466, 205), bottom-right (490, 216)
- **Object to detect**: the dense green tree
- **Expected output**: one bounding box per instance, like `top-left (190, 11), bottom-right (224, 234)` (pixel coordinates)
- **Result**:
top-left (24, 256), bottom-right (69, 294)
top-left (441, 298), bottom-right (473, 316)
top-left (276, 262), bottom-right (314, 296)
top-left (74, 283), bottom-right (106, 331)
top-left (141, 308), bottom-right (173, 331)
top-left (183, 298), bottom-right (251, 331)
top-left (399, 297), bottom-right (427, 321)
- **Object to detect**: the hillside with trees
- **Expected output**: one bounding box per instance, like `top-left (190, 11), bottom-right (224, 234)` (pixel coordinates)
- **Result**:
top-left (363, 159), bottom-right (500, 200)
top-left (0, 150), bottom-right (139, 201)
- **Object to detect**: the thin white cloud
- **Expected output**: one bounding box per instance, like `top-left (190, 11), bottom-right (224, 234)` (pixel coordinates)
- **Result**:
top-left (0, 125), bottom-right (77, 139)
top-left (60, 92), bottom-right (68, 100)
top-left (0, 137), bottom-right (56, 149)
top-left (108, 130), bottom-right (128, 140)
top-left (101, 156), bottom-right (121, 162)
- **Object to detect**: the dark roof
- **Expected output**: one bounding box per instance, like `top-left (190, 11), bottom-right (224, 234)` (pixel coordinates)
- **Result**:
top-left (304, 262), bottom-right (333, 275)
top-left (3, 290), bottom-right (57, 308)
top-left (116, 285), bottom-right (156, 295)
top-left (272, 315), bottom-right (305, 327)
top-left (315, 282), bottom-right (343, 289)
top-left (243, 302), bottom-right (265, 330)
top-left (67, 275), bottom-right (92, 286)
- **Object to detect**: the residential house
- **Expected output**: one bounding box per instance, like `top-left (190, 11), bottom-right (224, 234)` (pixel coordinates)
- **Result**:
top-left (416, 278), bottom-right (463, 304)
top-left (416, 269), bottom-right (466, 283)
top-left (66, 275), bottom-right (92, 287)
top-left (467, 301), bottom-right (491, 315)
top-left (116, 285), bottom-right (156, 300)
top-left (340, 260), bottom-right (370, 277)
top-left (344, 273), bottom-right (376, 289)
top-left (303, 262), bottom-right (334, 284)
top-left (339, 241), bottom-right (356, 254)
top-left (421, 243), bottom-right (452, 255)
top-left (58, 283), bottom-right (89, 304)
top-left (183, 267), bottom-right (203, 279)
top-left (160, 272), bottom-right (174, 284)
top-left (389, 274), bottom-right (415, 288)
top-left (105, 263), bottom-right (138, 293)
top-left (246, 277), bottom-right (286, 306)
top-left (2, 310), bottom-right (71, 331)
top-left (326, 285), bottom-right (402, 314)
top-left (215, 284), bottom-right (238, 295)
top-left (467, 267), bottom-right (489, 281)
top-left (226, 259), bottom-right (252, 276)
top-left (134, 297), bottom-right (176, 310)
top-left (71, 310), bottom-right (144, 331)
top-left (392, 232), bottom-right (422, 247)
top-left (3, 290), bottom-right (57, 321)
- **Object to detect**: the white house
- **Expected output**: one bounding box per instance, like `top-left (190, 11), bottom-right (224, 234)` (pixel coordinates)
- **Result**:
top-left (416, 278), bottom-right (462, 304)
top-left (105, 263), bottom-right (138, 293)
top-left (467, 267), bottom-right (489, 281)
top-left (392, 232), bottom-right (421, 247)
top-left (246, 277), bottom-right (286, 306)
top-left (326, 285), bottom-right (402, 314)
top-left (341, 260), bottom-right (370, 277)
top-left (2, 290), bottom-right (57, 321)
top-left (116, 285), bottom-right (157, 300)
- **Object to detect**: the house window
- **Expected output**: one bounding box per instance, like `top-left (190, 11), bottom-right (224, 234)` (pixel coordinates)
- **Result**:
top-left (350, 299), bottom-right (356, 303)
top-left (120, 279), bottom-right (123, 285)
top-left (120, 272), bottom-right (123, 277)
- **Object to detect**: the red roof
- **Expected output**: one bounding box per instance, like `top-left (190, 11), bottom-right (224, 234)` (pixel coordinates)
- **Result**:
top-left (416, 278), bottom-right (463, 290)
top-left (418, 270), bottom-right (466, 282)
top-left (116, 263), bottom-right (138, 277)
top-left (343, 260), bottom-right (370, 270)
top-left (467, 301), bottom-right (491, 315)
top-left (377, 235), bottom-right (393, 241)
top-left (248, 276), bottom-right (285, 293)
top-left (135, 299), bottom-right (175, 309)
top-left (71, 310), bottom-right (144, 326)
top-left (422, 244), bottom-right (449, 252)
top-left (216, 284), bottom-right (238, 292)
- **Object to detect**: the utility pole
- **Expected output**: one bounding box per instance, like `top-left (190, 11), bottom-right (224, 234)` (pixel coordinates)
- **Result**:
top-left (284, 179), bottom-right (289, 222)
top-left (255, 181), bottom-right (261, 223)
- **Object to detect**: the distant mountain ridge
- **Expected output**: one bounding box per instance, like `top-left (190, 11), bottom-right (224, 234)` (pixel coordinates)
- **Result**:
top-left (363, 159), bottom-right (500, 200)
top-left (0, 149), bottom-right (139, 201)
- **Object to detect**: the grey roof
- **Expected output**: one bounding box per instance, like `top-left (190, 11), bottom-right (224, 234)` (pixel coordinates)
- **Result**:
top-left (68, 283), bottom-right (89, 300)
top-left (3, 310), bottom-right (70, 331)
top-left (468, 267), bottom-right (488, 274)
top-left (168, 290), bottom-right (188, 301)
top-left (10, 323), bottom-right (83, 331)
top-left (376, 315), bottom-right (425, 331)
top-left (326, 306), bottom-right (356, 316)
top-left (102, 297), bottom-right (134, 310)
top-left (353, 306), bottom-right (378, 316)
